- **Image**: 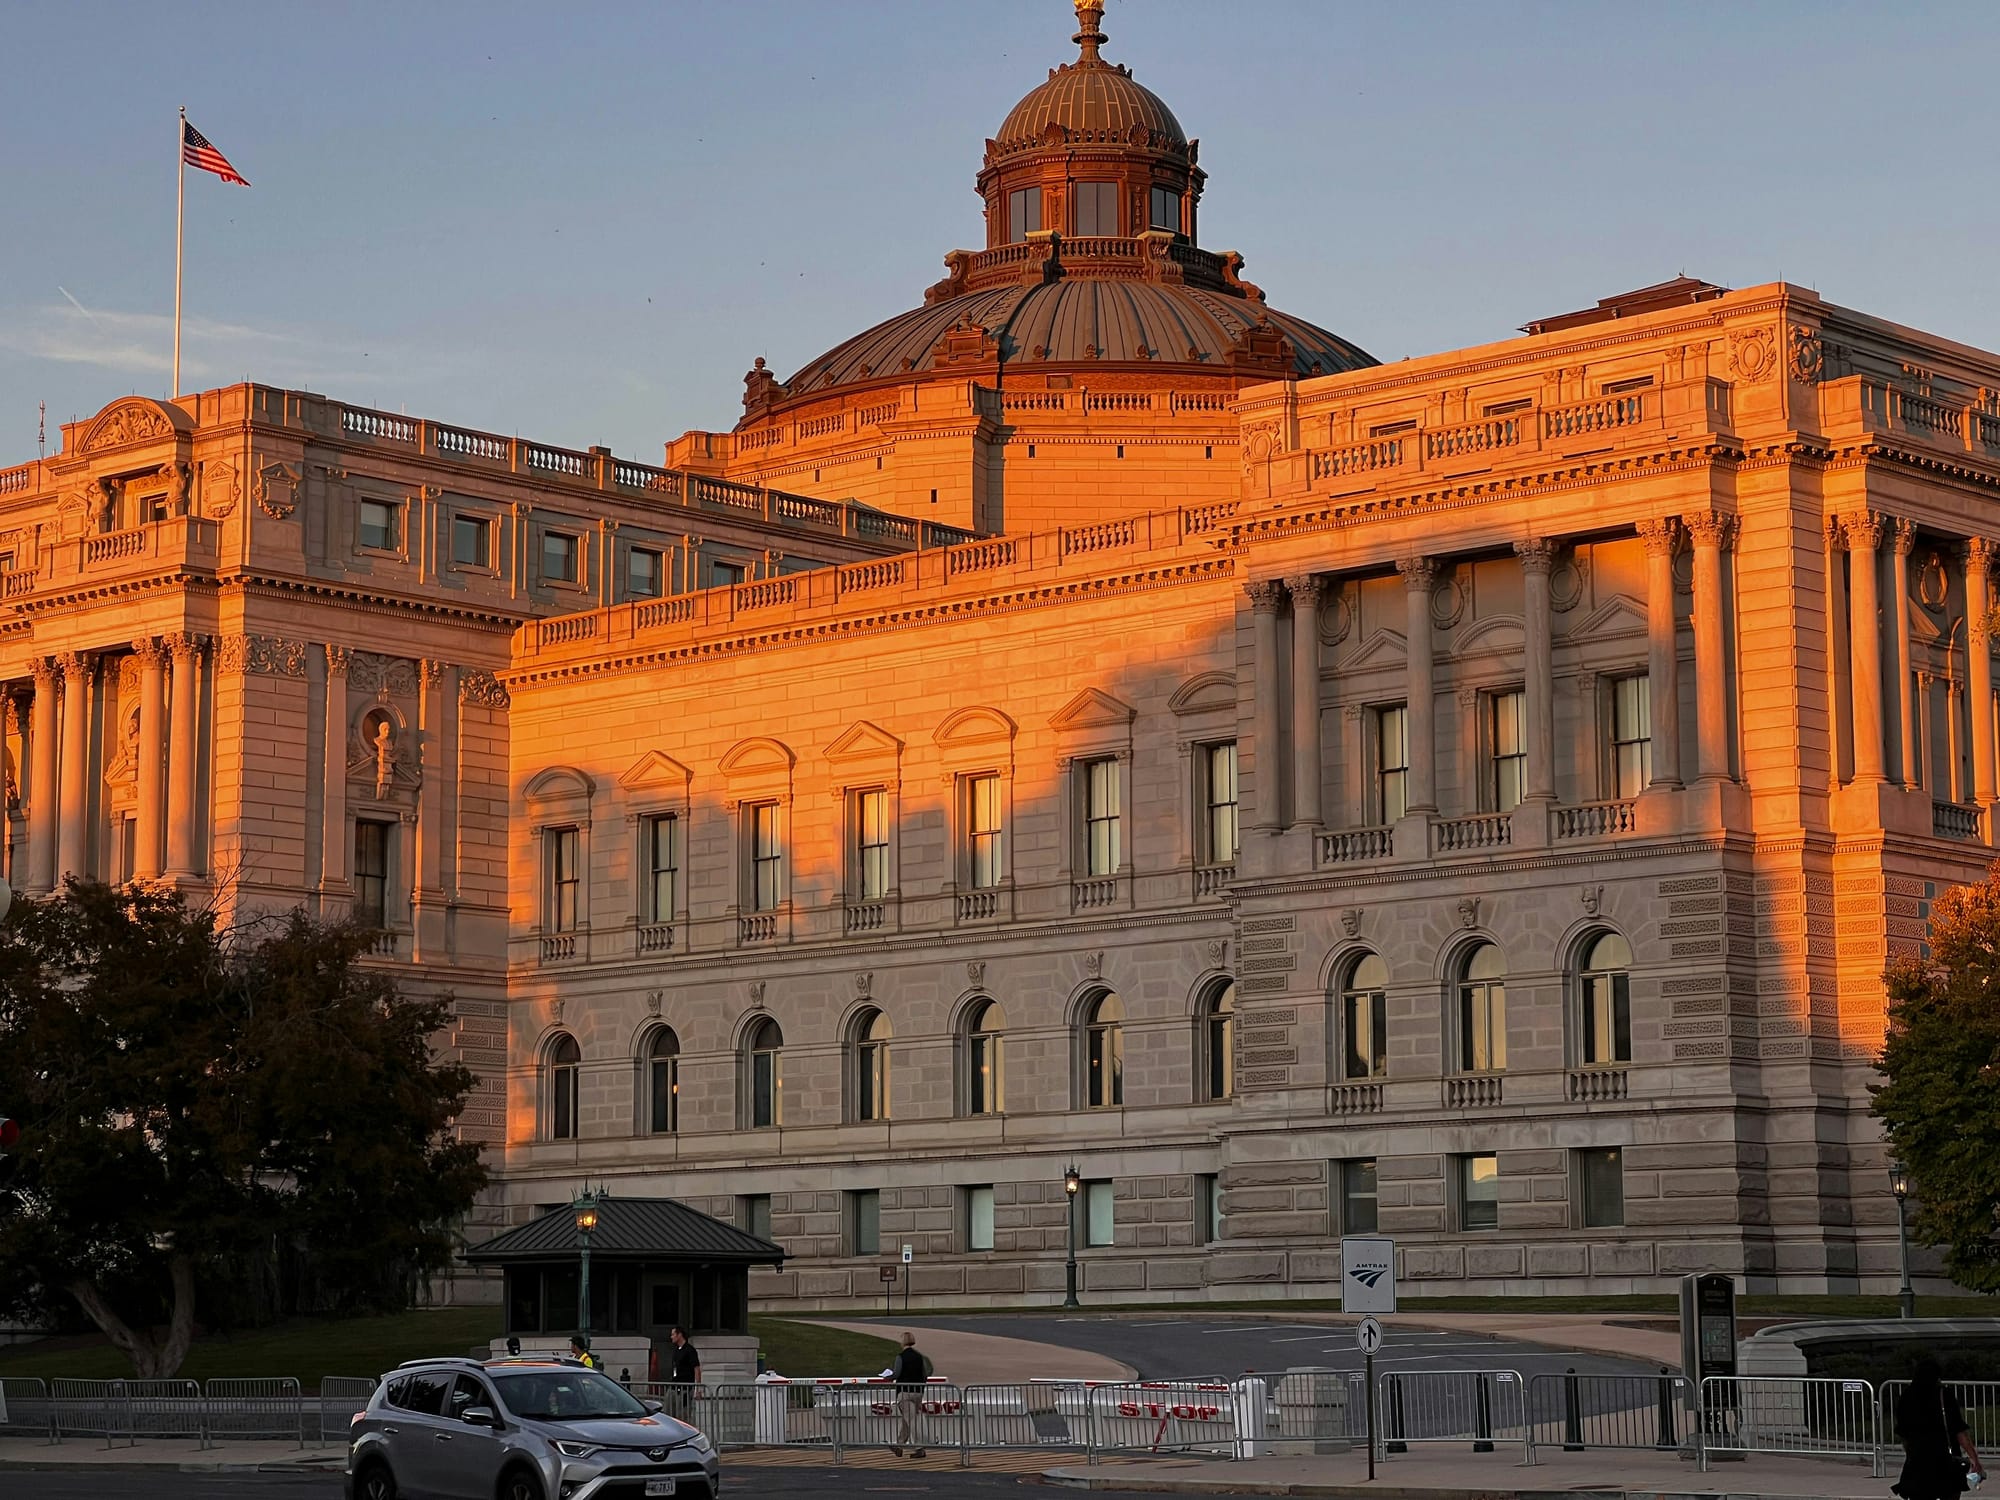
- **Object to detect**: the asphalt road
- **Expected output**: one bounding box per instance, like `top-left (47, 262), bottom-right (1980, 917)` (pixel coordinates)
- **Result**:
top-left (0, 1468), bottom-right (1153, 1499)
top-left (881, 1313), bottom-right (1664, 1382)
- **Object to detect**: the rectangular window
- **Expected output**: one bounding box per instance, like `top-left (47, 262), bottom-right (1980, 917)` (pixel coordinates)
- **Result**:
top-left (451, 514), bottom-right (490, 567)
top-left (848, 1189), bottom-right (880, 1257)
top-left (354, 820), bottom-right (391, 927)
top-left (1149, 185), bottom-right (1182, 233)
top-left (740, 1194), bottom-right (773, 1242)
top-left (750, 802), bottom-right (783, 912)
top-left (1340, 1158), bottom-right (1379, 1234)
top-left (359, 499), bottom-right (399, 551)
top-left (1578, 1148), bottom-right (1625, 1228)
top-left (852, 787), bottom-right (890, 901)
top-left (548, 826), bottom-right (580, 932)
top-left (1611, 674), bottom-right (1652, 799)
top-left (1583, 968), bottom-right (1631, 1065)
top-left (1490, 689), bottom-right (1526, 812)
top-left (1008, 186), bottom-right (1042, 240)
top-left (1203, 741), bottom-right (1239, 866)
top-left (1197, 1173), bottom-right (1223, 1244)
top-left (628, 547), bottom-right (662, 599)
top-left (1085, 1180), bottom-right (1114, 1247)
top-left (1083, 757), bottom-right (1121, 876)
top-left (644, 813), bottom-right (680, 924)
top-left (967, 772), bottom-right (1004, 888)
top-left (711, 559), bottom-right (747, 587)
top-left (1377, 705), bottom-right (1410, 824)
top-left (1458, 1153), bottom-right (1500, 1231)
top-left (966, 1185), bottom-right (996, 1252)
top-left (1074, 180), bottom-right (1118, 236)
top-left (1344, 986), bottom-right (1388, 1080)
top-left (751, 1044), bottom-right (781, 1128)
top-left (542, 530), bottom-right (579, 584)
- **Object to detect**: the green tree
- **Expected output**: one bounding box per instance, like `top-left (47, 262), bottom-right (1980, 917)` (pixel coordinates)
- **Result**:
top-left (1875, 873), bottom-right (2000, 1293)
top-left (0, 881), bottom-right (488, 1376)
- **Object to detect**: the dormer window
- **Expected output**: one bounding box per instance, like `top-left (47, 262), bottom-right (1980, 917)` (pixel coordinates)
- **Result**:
top-left (1074, 181), bottom-right (1117, 236)
top-left (1148, 186), bottom-right (1182, 234)
top-left (1008, 187), bottom-right (1042, 241)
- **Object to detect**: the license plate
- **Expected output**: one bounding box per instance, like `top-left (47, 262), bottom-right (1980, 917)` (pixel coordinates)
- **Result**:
top-left (645, 1482), bottom-right (676, 1497)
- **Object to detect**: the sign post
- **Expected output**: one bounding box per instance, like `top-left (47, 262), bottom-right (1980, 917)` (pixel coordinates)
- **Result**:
top-left (902, 1244), bottom-right (914, 1312)
top-left (880, 1263), bottom-right (897, 1317)
top-left (1342, 1237), bottom-right (1395, 1476)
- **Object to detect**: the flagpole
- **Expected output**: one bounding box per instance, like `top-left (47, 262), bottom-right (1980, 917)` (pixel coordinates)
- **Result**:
top-left (173, 106), bottom-right (186, 401)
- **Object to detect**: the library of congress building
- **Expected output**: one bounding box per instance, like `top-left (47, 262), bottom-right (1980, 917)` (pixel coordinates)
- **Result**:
top-left (2, 4), bottom-right (1993, 1309)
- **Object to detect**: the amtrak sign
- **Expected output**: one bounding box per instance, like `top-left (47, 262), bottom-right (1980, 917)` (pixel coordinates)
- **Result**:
top-left (1340, 1235), bottom-right (1396, 1314)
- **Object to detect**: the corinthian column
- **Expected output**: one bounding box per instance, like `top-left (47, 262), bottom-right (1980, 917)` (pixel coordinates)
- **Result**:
top-left (27, 658), bottom-right (57, 892)
top-left (164, 633), bottom-right (205, 878)
top-left (1285, 574), bottom-right (1326, 828)
top-left (133, 638), bottom-right (168, 878)
top-left (1683, 510), bottom-right (1737, 783)
top-left (1636, 520), bottom-right (1682, 789)
top-left (1892, 522), bottom-right (1919, 786)
top-left (1845, 512), bottom-right (1887, 784)
top-left (1968, 538), bottom-right (1997, 816)
top-left (1245, 579), bottom-right (1288, 831)
top-left (322, 645), bottom-right (351, 891)
top-left (54, 653), bottom-right (92, 884)
top-left (1514, 540), bottom-right (1557, 804)
top-left (1396, 557), bottom-right (1440, 813)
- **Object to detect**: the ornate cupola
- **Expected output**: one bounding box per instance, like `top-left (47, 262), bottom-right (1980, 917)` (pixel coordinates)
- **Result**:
top-left (976, 1), bottom-right (1205, 248)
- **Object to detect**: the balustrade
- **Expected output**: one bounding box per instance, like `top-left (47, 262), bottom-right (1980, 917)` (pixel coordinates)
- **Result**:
top-left (83, 528), bottom-right (147, 565)
top-left (1, 570), bottom-right (36, 598)
top-left (738, 913), bottom-right (778, 943)
top-left (1181, 501), bottom-right (1237, 535)
top-left (340, 407), bottom-right (416, 444)
top-left (1318, 828), bottom-right (1394, 865)
top-left (1553, 800), bottom-right (1637, 839)
top-left (0, 463), bottom-right (37, 495)
top-left (1329, 1082), bottom-right (1384, 1115)
top-left (1442, 1074), bottom-right (1504, 1108)
top-left (956, 890), bottom-right (1000, 922)
top-left (539, 934), bottom-right (576, 963)
top-left (1565, 1068), bottom-right (1628, 1103)
top-left (856, 399), bottom-right (899, 426)
top-left (435, 424), bottom-right (508, 462)
top-left (796, 412), bottom-right (846, 441)
top-left (1423, 414), bottom-right (1522, 462)
top-left (837, 559), bottom-right (905, 595)
top-left (733, 578), bottom-right (795, 611)
top-left (613, 459), bottom-right (680, 495)
top-left (843, 902), bottom-right (885, 934)
top-left (538, 614), bottom-right (597, 646)
top-left (637, 924), bottom-right (675, 954)
top-left (1311, 437), bottom-right (1402, 481)
top-left (1434, 813), bottom-right (1511, 853)
top-left (1062, 518), bottom-right (1135, 555)
top-left (1071, 876), bottom-right (1119, 911)
top-left (1193, 864), bottom-right (1234, 899)
top-left (633, 597), bottom-right (696, 631)
top-left (1542, 393), bottom-right (1644, 441)
top-left (525, 443), bottom-right (586, 477)
top-left (946, 538), bottom-right (1016, 575)
top-left (1933, 801), bottom-right (1982, 841)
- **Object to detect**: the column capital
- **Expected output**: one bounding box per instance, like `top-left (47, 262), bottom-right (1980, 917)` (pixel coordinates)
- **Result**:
top-left (325, 643), bottom-right (353, 677)
top-left (1636, 517), bottom-right (1681, 557)
top-left (1513, 538), bottom-right (1558, 574)
top-left (1282, 572), bottom-right (1328, 607)
top-left (1243, 578), bottom-right (1288, 613)
top-left (1396, 555), bottom-right (1440, 591)
top-left (163, 631), bottom-right (207, 661)
top-left (1681, 509), bottom-right (1739, 549)
top-left (130, 636), bottom-right (169, 668)
top-left (53, 650), bottom-right (92, 681)
top-left (420, 657), bottom-right (449, 687)
top-left (1967, 536), bottom-right (1998, 575)
top-left (1892, 518), bottom-right (1918, 557)
top-left (29, 656), bottom-right (57, 688)
top-left (1840, 509), bottom-right (1885, 550)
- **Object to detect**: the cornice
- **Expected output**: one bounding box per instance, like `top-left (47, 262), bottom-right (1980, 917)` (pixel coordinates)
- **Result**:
top-left (1229, 833), bottom-right (1735, 901)
top-left (504, 554), bottom-right (1233, 689)
top-left (220, 574), bottom-right (533, 631)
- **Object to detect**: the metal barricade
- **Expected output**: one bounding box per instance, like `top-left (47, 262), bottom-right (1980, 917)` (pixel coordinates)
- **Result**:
top-left (0, 1378), bottom-right (56, 1442)
top-left (814, 1379), bottom-right (968, 1457)
top-left (1375, 1370), bottom-right (1527, 1455)
top-left (204, 1378), bottom-right (304, 1448)
top-left (954, 1381), bottom-right (1090, 1464)
top-left (1246, 1368), bottom-right (1368, 1451)
top-left (317, 1377), bottom-right (378, 1445)
top-left (1524, 1368), bottom-right (1688, 1462)
top-left (51, 1378), bottom-right (132, 1448)
top-left (1880, 1380), bottom-right (2000, 1455)
top-left (1696, 1375), bottom-right (1881, 1473)
top-left (623, 1381), bottom-right (763, 1447)
top-left (1082, 1380), bottom-right (1240, 1459)
top-left (118, 1379), bottom-right (206, 1443)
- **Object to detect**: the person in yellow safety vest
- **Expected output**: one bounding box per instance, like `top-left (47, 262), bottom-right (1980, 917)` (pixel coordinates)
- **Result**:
top-left (569, 1334), bottom-right (599, 1370)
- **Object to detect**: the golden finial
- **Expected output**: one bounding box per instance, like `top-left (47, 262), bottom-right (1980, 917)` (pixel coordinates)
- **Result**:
top-left (1074, 1), bottom-right (1107, 62)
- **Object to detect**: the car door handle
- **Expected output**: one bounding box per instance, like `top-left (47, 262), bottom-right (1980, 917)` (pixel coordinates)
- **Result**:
top-left (381, 1426), bottom-right (399, 1436)
top-left (434, 1432), bottom-right (454, 1442)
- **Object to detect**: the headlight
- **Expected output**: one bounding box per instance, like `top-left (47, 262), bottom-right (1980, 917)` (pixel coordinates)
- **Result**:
top-left (553, 1440), bottom-right (603, 1458)
top-left (683, 1432), bottom-right (714, 1454)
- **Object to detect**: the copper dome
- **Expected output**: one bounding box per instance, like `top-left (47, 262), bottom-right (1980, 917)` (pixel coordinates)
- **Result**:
top-left (994, 4), bottom-right (1186, 150)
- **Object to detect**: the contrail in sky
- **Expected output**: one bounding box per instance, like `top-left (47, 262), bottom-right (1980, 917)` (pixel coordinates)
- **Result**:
top-left (56, 286), bottom-right (105, 331)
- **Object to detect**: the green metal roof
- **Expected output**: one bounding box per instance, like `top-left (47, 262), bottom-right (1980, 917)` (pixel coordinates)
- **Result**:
top-left (462, 1198), bottom-right (784, 1268)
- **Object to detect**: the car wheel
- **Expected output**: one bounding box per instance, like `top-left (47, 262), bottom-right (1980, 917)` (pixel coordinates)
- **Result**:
top-left (354, 1462), bottom-right (398, 1500)
top-left (497, 1466), bottom-right (546, 1500)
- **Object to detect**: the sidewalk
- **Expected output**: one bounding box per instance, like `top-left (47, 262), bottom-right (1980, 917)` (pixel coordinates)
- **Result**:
top-left (0, 1437), bottom-right (345, 1472)
top-left (800, 1318), bottom-right (1136, 1382)
top-left (1045, 1447), bottom-right (1891, 1498)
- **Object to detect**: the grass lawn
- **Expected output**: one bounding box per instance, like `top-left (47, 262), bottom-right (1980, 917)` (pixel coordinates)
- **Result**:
top-left (0, 1310), bottom-right (898, 1389)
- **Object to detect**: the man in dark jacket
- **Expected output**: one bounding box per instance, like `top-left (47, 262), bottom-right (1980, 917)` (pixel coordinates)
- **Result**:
top-left (889, 1332), bottom-right (928, 1458)
top-left (666, 1325), bottom-right (702, 1421)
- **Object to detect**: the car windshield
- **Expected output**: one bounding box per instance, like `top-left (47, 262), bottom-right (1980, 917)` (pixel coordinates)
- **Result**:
top-left (491, 1369), bottom-right (649, 1421)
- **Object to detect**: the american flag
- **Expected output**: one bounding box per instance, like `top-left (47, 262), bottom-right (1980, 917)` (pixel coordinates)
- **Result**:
top-left (182, 119), bottom-right (249, 186)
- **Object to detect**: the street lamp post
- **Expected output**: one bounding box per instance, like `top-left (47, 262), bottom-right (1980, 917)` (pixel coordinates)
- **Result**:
top-left (1890, 1163), bottom-right (1915, 1320)
top-left (574, 1188), bottom-right (601, 1339)
top-left (1063, 1164), bottom-right (1082, 1309)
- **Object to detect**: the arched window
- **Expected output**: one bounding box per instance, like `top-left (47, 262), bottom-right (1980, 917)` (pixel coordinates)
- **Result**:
top-left (745, 1018), bottom-right (783, 1129)
top-left (1084, 991), bottom-right (1125, 1108)
top-left (1454, 943), bottom-right (1507, 1073)
top-left (1200, 980), bottom-right (1236, 1101)
top-left (645, 1027), bottom-right (680, 1135)
top-left (547, 1033), bottom-right (581, 1141)
top-left (1341, 953), bottom-right (1390, 1080)
top-left (852, 1008), bottom-right (892, 1122)
top-left (966, 999), bottom-right (1006, 1116)
top-left (1579, 932), bottom-right (1633, 1065)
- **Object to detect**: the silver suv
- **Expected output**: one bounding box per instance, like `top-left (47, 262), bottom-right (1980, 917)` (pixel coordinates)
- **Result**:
top-left (345, 1356), bottom-right (720, 1500)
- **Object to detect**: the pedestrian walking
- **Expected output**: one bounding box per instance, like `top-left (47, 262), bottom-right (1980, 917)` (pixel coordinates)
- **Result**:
top-left (668, 1325), bottom-right (703, 1422)
top-left (888, 1331), bottom-right (930, 1458)
top-left (1895, 1357), bottom-right (1985, 1499)
top-left (568, 1334), bottom-right (599, 1370)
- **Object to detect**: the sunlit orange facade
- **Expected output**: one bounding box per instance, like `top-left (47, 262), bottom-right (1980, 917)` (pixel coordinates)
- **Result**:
top-left (6, 4), bottom-right (1996, 1304)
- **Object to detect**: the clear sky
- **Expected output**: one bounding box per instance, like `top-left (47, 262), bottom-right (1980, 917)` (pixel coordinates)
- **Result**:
top-left (4, 0), bottom-right (1998, 465)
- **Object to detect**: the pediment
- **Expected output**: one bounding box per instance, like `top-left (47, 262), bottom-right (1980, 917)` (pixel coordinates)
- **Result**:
top-left (1561, 595), bottom-right (1648, 642)
top-left (1050, 686), bottom-right (1137, 733)
top-left (77, 398), bottom-right (189, 455)
top-left (523, 765), bottom-right (594, 804)
top-left (825, 719), bottom-right (904, 763)
top-left (1338, 628), bottom-right (1407, 671)
top-left (934, 706), bottom-right (1016, 746)
top-left (1454, 614), bottom-right (1525, 654)
top-left (1169, 671), bottom-right (1237, 716)
top-left (718, 736), bottom-right (796, 778)
top-left (618, 750), bottom-right (692, 792)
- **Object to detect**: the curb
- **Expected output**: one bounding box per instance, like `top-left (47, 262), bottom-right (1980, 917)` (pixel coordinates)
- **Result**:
top-left (1040, 1478), bottom-right (1818, 1500)
top-left (0, 1457), bottom-right (346, 1475)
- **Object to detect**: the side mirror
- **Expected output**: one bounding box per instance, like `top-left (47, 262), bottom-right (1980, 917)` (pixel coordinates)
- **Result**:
top-left (642, 1399), bottom-right (664, 1415)
top-left (462, 1406), bottom-right (497, 1428)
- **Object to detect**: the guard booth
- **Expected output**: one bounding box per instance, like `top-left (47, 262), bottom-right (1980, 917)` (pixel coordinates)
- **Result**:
top-left (463, 1197), bottom-right (784, 1386)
